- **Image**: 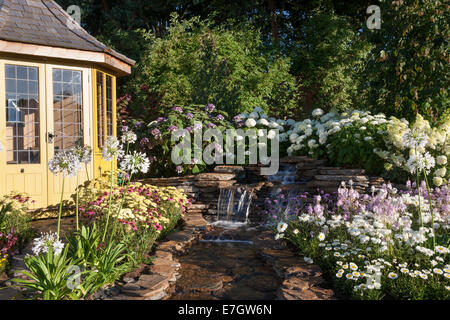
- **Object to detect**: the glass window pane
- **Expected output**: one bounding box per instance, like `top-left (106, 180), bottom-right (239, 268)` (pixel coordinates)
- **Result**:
top-left (52, 68), bottom-right (83, 154)
top-left (96, 71), bottom-right (104, 148)
top-left (5, 65), bottom-right (40, 164)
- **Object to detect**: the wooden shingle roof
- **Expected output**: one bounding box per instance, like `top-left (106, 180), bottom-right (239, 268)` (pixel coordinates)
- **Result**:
top-left (0, 0), bottom-right (135, 67)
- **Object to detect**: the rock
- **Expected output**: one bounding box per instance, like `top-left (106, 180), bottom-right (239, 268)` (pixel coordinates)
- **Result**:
top-left (318, 169), bottom-right (365, 175)
top-left (148, 265), bottom-right (176, 278)
top-left (195, 173), bottom-right (238, 181)
top-left (314, 175), bottom-right (368, 182)
top-left (123, 277), bottom-right (136, 283)
top-left (153, 250), bottom-right (172, 260)
top-left (188, 279), bottom-right (223, 292)
top-left (213, 166), bottom-right (245, 174)
top-left (122, 282), bottom-right (141, 291)
top-left (137, 274), bottom-right (169, 292)
top-left (166, 231), bottom-right (196, 243)
top-left (0, 287), bottom-right (24, 300)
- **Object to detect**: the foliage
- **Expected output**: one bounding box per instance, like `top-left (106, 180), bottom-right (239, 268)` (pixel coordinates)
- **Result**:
top-left (361, 0), bottom-right (449, 123)
top-left (265, 182), bottom-right (450, 300)
top-left (76, 178), bottom-right (188, 263)
top-left (291, 8), bottom-right (372, 115)
top-left (13, 246), bottom-right (79, 300)
top-left (0, 192), bottom-right (34, 255)
top-left (142, 104), bottom-right (233, 176)
top-left (126, 14), bottom-right (297, 117)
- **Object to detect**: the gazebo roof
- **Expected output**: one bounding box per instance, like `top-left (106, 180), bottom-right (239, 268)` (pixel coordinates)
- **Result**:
top-left (0, 0), bottom-right (135, 74)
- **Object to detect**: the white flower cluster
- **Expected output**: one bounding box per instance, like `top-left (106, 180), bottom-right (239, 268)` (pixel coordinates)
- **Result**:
top-left (48, 150), bottom-right (82, 177)
top-left (102, 136), bottom-right (125, 161)
top-left (119, 151), bottom-right (150, 175)
top-left (32, 232), bottom-right (65, 256)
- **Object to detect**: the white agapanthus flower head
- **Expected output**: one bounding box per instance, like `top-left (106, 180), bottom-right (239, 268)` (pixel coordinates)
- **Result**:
top-left (102, 136), bottom-right (125, 161)
top-left (120, 151), bottom-right (150, 174)
top-left (121, 130), bottom-right (137, 144)
top-left (72, 145), bottom-right (92, 164)
top-left (32, 232), bottom-right (65, 256)
top-left (48, 150), bottom-right (81, 177)
top-left (402, 129), bottom-right (428, 149)
top-left (406, 152), bottom-right (435, 174)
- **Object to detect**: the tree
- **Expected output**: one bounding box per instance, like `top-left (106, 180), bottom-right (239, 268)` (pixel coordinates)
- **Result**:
top-left (126, 14), bottom-right (297, 117)
top-left (290, 8), bottom-right (372, 115)
top-left (361, 0), bottom-right (449, 123)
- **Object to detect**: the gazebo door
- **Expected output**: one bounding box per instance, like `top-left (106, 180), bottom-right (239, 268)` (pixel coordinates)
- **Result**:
top-left (0, 60), bottom-right (48, 209)
top-left (93, 70), bottom-right (116, 178)
top-left (45, 65), bottom-right (93, 206)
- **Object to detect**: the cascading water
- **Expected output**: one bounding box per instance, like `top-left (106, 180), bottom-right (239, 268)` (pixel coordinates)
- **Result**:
top-left (216, 187), bottom-right (254, 223)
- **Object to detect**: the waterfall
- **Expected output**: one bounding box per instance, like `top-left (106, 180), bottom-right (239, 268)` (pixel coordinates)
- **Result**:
top-left (216, 187), bottom-right (254, 223)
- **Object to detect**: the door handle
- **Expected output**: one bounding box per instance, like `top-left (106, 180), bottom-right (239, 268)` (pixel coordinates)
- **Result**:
top-left (48, 132), bottom-right (57, 143)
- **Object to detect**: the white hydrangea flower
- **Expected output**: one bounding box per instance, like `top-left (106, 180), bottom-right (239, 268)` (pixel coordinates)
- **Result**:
top-left (245, 118), bottom-right (257, 128)
top-left (437, 155), bottom-right (447, 165)
top-left (312, 108), bottom-right (324, 117)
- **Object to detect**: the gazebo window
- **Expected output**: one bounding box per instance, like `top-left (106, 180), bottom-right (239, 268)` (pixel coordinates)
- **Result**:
top-left (4, 64), bottom-right (40, 164)
top-left (52, 68), bottom-right (84, 154)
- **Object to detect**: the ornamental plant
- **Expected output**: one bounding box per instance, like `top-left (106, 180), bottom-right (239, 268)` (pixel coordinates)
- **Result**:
top-left (142, 103), bottom-right (233, 176)
top-left (265, 181), bottom-right (450, 300)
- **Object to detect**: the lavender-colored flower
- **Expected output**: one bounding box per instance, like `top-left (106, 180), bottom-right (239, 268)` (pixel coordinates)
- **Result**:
top-left (176, 165), bottom-right (183, 174)
top-left (216, 114), bottom-right (225, 121)
top-left (121, 126), bottom-right (129, 132)
top-left (205, 104), bottom-right (215, 112)
top-left (134, 121), bottom-right (142, 128)
top-left (172, 106), bottom-right (183, 113)
top-left (140, 137), bottom-right (150, 145)
top-left (151, 128), bottom-right (161, 138)
top-left (233, 115), bottom-right (241, 122)
top-left (168, 125), bottom-right (178, 132)
top-left (186, 126), bottom-right (193, 133)
top-left (186, 112), bottom-right (194, 119)
top-left (206, 122), bottom-right (215, 128)
top-left (193, 122), bottom-right (202, 131)
top-left (156, 117), bottom-right (166, 123)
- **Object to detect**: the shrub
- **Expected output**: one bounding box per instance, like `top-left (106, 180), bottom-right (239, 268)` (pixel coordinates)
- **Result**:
top-left (0, 192), bottom-right (34, 255)
top-left (126, 13), bottom-right (297, 117)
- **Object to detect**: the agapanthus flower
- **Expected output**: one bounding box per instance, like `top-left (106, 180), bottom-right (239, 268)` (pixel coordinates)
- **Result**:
top-left (102, 136), bottom-right (125, 161)
top-left (402, 129), bottom-right (428, 149)
top-left (205, 104), bottom-right (215, 112)
top-left (32, 232), bottom-right (65, 256)
top-left (120, 151), bottom-right (150, 174)
top-left (121, 130), bottom-right (137, 144)
top-left (406, 152), bottom-right (435, 174)
top-left (48, 150), bottom-right (81, 177)
top-left (72, 145), bottom-right (92, 164)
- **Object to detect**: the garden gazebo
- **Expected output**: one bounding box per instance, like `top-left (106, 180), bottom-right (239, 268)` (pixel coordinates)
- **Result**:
top-left (0, 0), bottom-right (135, 208)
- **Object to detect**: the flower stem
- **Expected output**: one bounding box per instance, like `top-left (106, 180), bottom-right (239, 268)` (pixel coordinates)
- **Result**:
top-left (416, 169), bottom-right (423, 228)
top-left (85, 163), bottom-right (90, 182)
top-left (57, 176), bottom-right (65, 238)
top-left (102, 157), bottom-right (115, 244)
top-left (109, 172), bottom-right (133, 244)
top-left (75, 173), bottom-right (79, 231)
top-left (422, 169), bottom-right (436, 250)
